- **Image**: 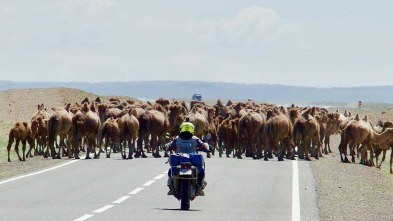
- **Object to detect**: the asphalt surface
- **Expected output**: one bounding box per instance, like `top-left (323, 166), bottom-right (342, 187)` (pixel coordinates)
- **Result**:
top-left (0, 152), bottom-right (319, 221)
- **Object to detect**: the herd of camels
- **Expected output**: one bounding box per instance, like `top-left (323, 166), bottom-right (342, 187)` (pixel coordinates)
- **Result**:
top-left (6, 97), bottom-right (393, 173)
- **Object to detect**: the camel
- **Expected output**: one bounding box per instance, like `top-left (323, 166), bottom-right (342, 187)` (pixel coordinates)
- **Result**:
top-left (374, 121), bottom-right (393, 172)
top-left (187, 107), bottom-right (209, 138)
top-left (293, 107), bottom-right (322, 160)
top-left (99, 117), bottom-right (120, 158)
top-left (118, 109), bottom-right (140, 159)
top-left (264, 107), bottom-right (294, 161)
top-left (238, 111), bottom-right (265, 159)
top-left (7, 122), bottom-right (34, 162)
top-left (217, 117), bottom-right (239, 158)
top-left (46, 103), bottom-right (73, 159)
top-left (339, 114), bottom-right (393, 166)
top-left (72, 102), bottom-right (101, 159)
top-left (156, 98), bottom-right (170, 110)
top-left (30, 104), bottom-right (50, 155)
top-left (168, 104), bottom-right (187, 137)
top-left (139, 104), bottom-right (169, 157)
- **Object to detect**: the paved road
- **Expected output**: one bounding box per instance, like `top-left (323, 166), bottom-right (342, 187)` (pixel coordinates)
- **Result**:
top-left (0, 152), bottom-right (319, 221)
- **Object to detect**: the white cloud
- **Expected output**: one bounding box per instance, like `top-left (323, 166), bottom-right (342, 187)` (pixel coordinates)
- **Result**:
top-left (137, 6), bottom-right (299, 47)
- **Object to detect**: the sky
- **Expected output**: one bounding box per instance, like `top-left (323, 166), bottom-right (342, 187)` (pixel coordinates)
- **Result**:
top-left (0, 0), bottom-right (392, 87)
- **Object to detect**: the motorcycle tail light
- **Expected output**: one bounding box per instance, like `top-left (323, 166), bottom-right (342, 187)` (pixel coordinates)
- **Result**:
top-left (181, 163), bottom-right (191, 169)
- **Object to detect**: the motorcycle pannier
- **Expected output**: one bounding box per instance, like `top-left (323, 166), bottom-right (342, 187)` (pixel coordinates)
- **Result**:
top-left (190, 154), bottom-right (203, 166)
top-left (169, 154), bottom-right (181, 166)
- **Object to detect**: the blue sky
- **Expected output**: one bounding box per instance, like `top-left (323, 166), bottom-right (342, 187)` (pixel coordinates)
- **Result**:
top-left (0, 0), bottom-right (392, 87)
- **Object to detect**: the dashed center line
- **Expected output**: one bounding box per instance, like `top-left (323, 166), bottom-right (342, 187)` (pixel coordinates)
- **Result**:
top-left (74, 214), bottom-right (94, 221)
top-left (142, 180), bottom-right (156, 186)
top-left (154, 174), bottom-right (166, 180)
top-left (93, 205), bottom-right (115, 213)
top-left (112, 196), bottom-right (130, 204)
top-left (129, 187), bottom-right (144, 195)
top-left (74, 172), bottom-right (164, 221)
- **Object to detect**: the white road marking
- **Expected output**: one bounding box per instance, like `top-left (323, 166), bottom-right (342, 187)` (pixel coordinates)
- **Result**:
top-left (74, 214), bottom-right (94, 221)
top-left (163, 171), bottom-right (168, 174)
top-left (0, 160), bottom-right (79, 185)
top-left (112, 196), bottom-right (130, 204)
top-left (93, 205), bottom-right (115, 213)
top-left (154, 174), bottom-right (165, 180)
top-left (129, 187), bottom-right (144, 195)
top-left (74, 172), bottom-right (162, 220)
top-left (292, 159), bottom-right (301, 221)
top-left (142, 180), bottom-right (156, 187)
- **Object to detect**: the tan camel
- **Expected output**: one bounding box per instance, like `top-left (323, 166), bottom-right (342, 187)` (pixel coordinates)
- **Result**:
top-left (30, 104), bottom-right (50, 155)
top-left (238, 111), bottom-right (264, 159)
top-left (46, 103), bottom-right (73, 159)
top-left (217, 117), bottom-right (239, 158)
top-left (139, 104), bottom-right (169, 157)
top-left (7, 122), bottom-right (34, 162)
top-left (264, 107), bottom-right (294, 161)
top-left (99, 117), bottom-right (120, 158)
top-left (72, 102), bottom-right (101, 159)
top-left (118, 109), bottom-right (140, 159)
top-left (293, 107), bottom-right (322, 160)
top-left (339, 114), bottom-right (393, 166)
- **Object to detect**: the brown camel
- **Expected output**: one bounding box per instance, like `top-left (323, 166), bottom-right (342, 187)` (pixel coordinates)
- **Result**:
top-left (30, 103), bottom-right (50, 155)
top-left (99, 117), bottom-right (120, 158)
top-left (217, 117), bottom-right (239, 158)
top-left (118, 109), bottom-right (140, 159)
top-left (339, 114), bottom-right (393, 166)
top-left (374, 121), bottom-right (393, 172)
top-left (238, 111), bottom-right (264, 159)
top-left (292, 107), bottom-right (322, 161)
top-left (72, 102), bottom-right (101, 159)
top-left (264, 107), bottom-right (294, 161)
top-left (46, 103), bottom-right (73, 159)
top-left (7, 122), bottom-right (34, 162)
top-left (139, 104), bottom-right (169, 157)
top-left (187, 107), bottom-right (209, 137)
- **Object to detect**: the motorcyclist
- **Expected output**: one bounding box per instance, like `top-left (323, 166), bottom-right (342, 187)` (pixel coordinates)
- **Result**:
top-left (166, 118), bottom-right (209, 196)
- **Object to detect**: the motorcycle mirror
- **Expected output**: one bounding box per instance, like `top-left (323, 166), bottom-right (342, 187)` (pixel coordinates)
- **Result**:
top-left (205, 134), bottom-right (211, 140)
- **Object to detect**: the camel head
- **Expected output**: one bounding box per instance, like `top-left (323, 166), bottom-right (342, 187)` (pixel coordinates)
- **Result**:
top-left (81, 103), bottom-right (89, 113)
top-left (81, 97), bottom-right (90, 104)
top-left (95, 97), bottom-right (102, 104)
top-left (64, 103), bottom-right (71, 113)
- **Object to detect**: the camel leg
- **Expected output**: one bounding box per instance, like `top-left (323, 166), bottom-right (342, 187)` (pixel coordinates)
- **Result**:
top-left (26, 139), bottom-right (34, 159)
top-left (128, 139), bottom-right (133, 159)
top-left (21, 140), bottom-right (27, 161)
top-left (390, 148), bottom-right (393, 174)
top-left (368, 145), bottom-right (375, 167)
top-left (13, 140), bottom-right (23, 161)
top-left (378, 150), bottom-right (386, 169)
top-left (74, 139), bottom-right (80, 159)
top-left (85, 140), bottom-right (92, 159)
top-left (7, 139), bottom-right (14, 162)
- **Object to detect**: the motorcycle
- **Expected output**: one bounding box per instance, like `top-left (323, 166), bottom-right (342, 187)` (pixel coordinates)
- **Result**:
top-left (168, 153), bottom-right (205, 210)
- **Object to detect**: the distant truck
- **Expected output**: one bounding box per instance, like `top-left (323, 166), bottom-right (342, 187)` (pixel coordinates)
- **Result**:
top-left (192, 93), bottom-right (202, 101)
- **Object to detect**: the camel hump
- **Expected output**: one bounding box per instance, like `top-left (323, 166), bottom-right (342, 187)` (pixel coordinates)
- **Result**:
top-left (363, 115), bottom-right (368, 122)
top-left (15, 122), bottom-right (21, 127)
top-left (22, 122), bottom-right (28, 128)
top-left (355, 114), bottom-right (360, 121)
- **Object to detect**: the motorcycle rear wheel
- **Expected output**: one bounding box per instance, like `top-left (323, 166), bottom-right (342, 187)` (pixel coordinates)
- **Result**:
top-left (180, 179), bottom-right (190, 210)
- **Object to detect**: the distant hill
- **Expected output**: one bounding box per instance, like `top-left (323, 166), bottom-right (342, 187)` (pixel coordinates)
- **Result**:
top-left (0, 81), bottom-right (393, 104)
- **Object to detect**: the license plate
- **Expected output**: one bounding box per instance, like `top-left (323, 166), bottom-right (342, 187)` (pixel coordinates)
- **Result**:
top-left (179, 169), bottom-right (192, 175)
